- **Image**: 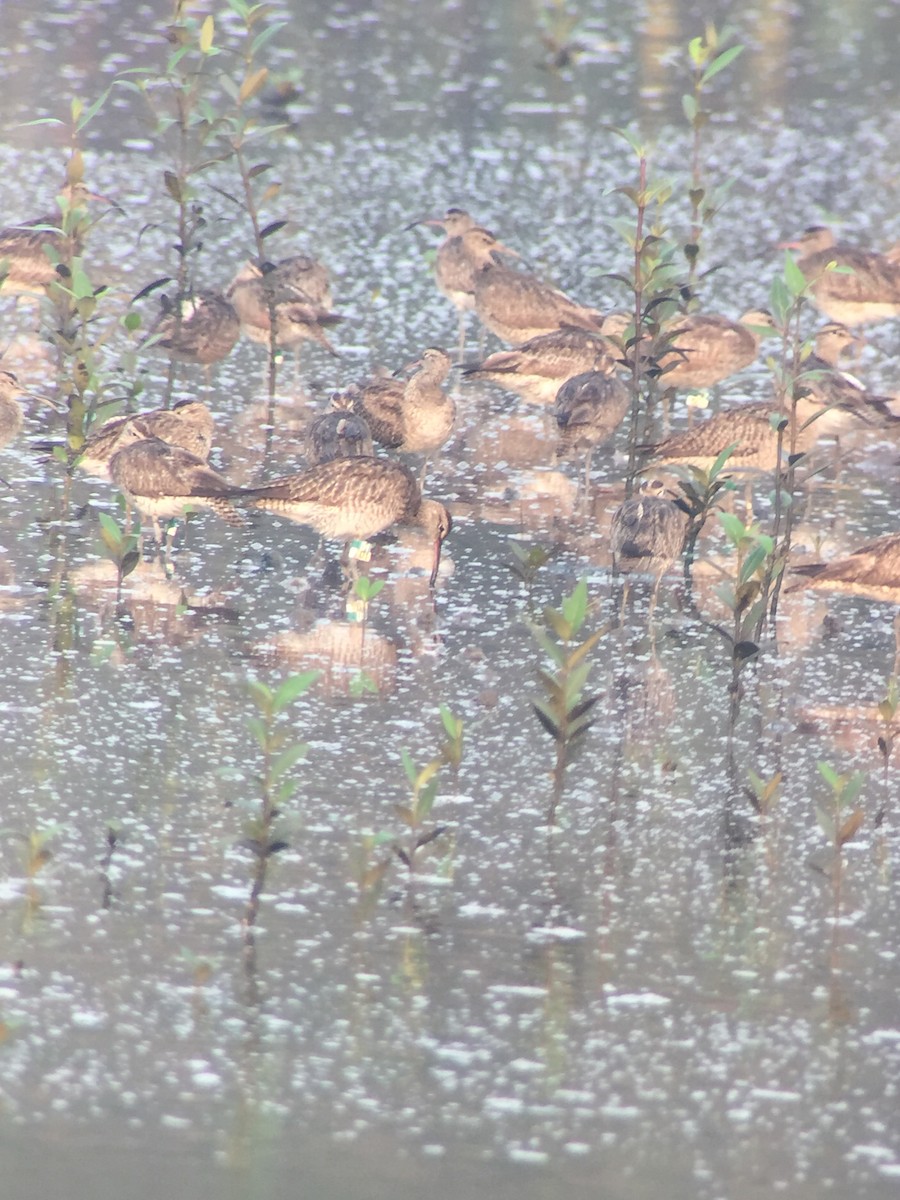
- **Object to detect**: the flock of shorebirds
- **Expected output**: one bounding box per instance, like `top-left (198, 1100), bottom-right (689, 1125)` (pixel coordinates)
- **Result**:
top-left (3, 184), bottom-right (900, 599)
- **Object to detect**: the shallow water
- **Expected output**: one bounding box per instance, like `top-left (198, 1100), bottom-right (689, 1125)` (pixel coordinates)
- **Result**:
top-left (1, 3), bottom-right (900, 1199)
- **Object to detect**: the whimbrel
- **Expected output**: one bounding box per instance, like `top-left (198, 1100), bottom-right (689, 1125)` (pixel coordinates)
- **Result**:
top-left (554, 368), bottom-right (630, 486)
top-left (645, 393), bottom-right (876, 475)
top-left (409, 208), bottom-right (518, 351)
top-left (237, 456), bottom-right (452, 586)
top-left (143, 290), bottom-right (240, 374)
top-left (787, 532), bottom-right (900, 601)
top-left (779, 227), bottom-right (900, 326)
top-left (108, 427), bottom-right (245, 546)
top-left (256, 253), bottom-right (333, 308)
top-left (0, 372), bottom-right (32, 449)
top-left (305, 392), bottom-right (373, 465)
top-left (349, 347), bottom-right (455, 457)
top-left (611, 484), bottom-right (689, 574)
top-left (462, 326), bottom-right (618, 405)
top-left (460, 227), bottom-right (604, 345)
top-left (79, 400), bottom-right (215, 479)
top-left (227, 259), bottom-right (342, 359)
top-left (0, 181), bottom-right (108, 299)
top-left (800, 323), bottom-right (898, 421)
top-left (601, 309), bottom-right (770, 390)
top-left (0, 370), bottom-right (62, 452)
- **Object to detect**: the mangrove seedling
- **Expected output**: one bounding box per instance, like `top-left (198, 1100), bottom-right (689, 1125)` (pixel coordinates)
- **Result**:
top-left (393, 749), bottom-right (450, 874)
top-left (680, 24), bottom-right (744, 284)
top-left (239, 671), bottom-right (318, 948)
top-left (815, 762), bottom-right (865, 867)
top-left (876, 677), bottom-right (897, 825)
top-left (98, 511), bottom-right (141, 602)
top-left (438, 704), bottom-right (464, 776)
top-left (531, 578), bottom-right (606, 824)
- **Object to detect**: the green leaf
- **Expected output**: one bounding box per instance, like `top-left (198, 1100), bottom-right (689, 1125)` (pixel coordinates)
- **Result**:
top-left (840, 771), bottom-right (866, 809)
top-left (417, 776), bottom-right (439, 820)
top-left (246, 678), bottom-right (274, 716)
top-left (699, 43), bottom-right (744, 86)
top-left (769, 276), bottom-right (792, 325)
top-left (75, 86), bottom-right (113, 132)
top-left (561, 578), bottom-right (588, 634)
top-left (271, 744), bottom-right (309, 780)
top-left (530, 625), bottom-right (565, 667)
top-left (718, 511), bottom-right (747, 545)
top-left (740, 543), bottom-right (769, 584)
top-left (708, 443), bottom-right (737, 479)
top-left (604, 124), bottom-right (644, 157)
top-left (251, 22), bottom-right (288, 56)
top-left (272, 670), bottom-right (319, 712)
top-left (817, 761), bottom-right (840, 790)
top-left (246, 715), bottom-right (268, 750)
top-left (276, 779), bottom-right (298, 804)
top-left (783, 250), bottom-right (808, 297)
top-left (681, 93), bottom-right (698, 122)
top-left (815, 805), bottom-right (835, 842)
top-left (400, 749), bottom-right (418, 788)
top-left (440, 705), bottom-right (461, 739)
top-left (98, 511), bottom-right (124, 548)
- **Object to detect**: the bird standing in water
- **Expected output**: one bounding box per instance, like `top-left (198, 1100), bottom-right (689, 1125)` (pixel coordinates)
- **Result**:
top-left (304, 392), bottom-right (373, 465)
top-left (779, 227), bottom-right (900, 326)
top-left (227, 257), bottom-right (343, 366)
top-left (408, 208), bottom-right (519, 352)
top-left (79, 400), bottom-right (215, 479)
top-left (142, 289), bottom-right (240, 384)
top-left (460, 227), bottom-right (604, 345)
top-left (0, 180), bottom-right (110, 301)
top-left (108, 426), bottom-right (245, 550)
top-left (462, 326), bottom-right (618, 406)
top-left (348, 347), bottom-right (455, 469)
top-left (236, 456), bottom-right (452, 586)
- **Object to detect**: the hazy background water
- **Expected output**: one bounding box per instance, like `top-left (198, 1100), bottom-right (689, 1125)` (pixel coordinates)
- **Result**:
top-left (1, 2), bottom-right (900, 1199)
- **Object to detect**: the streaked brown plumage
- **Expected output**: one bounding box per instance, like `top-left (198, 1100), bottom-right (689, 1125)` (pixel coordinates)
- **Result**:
top-left (792, 324), bottom-right (898, 426)
top-left (554, 369), bottom-right (631, 480)
top-left (462, 326), bottom-right (618, 405)
top-left (460, 227), bottom-right (604, 344)
top-left (410, 208), bottom-right (519, 349)
top-left (305, 392), bottom-right (373, 465)
top-left (0, 372), bottom-right (28, 448)
top-left (779, 227), bottom-right (900, 326)
top-left (349, 347), bottom-right (455, 454)
top-left (257, 253), bottom-right (333, 308)
top-left (787, 532), bottom-right (900, 600)
top-left (0, 181), bottom-right (105, 297)
top-left (237, 456), bottom-right (452, 586)
top-left (646, 393), bottom-right (876, 474)
top-left (144, 290), bottom-right (240, 368)
top-left (601, 309), bottom-right (770, 389)
top-left (79, 400), bottom-right (215, 479)
top-left (611, 485), bottom-right (689, 574)
top-left (227, 259), bottom-right (342, 357)
top-left (108, 428), bottom-right (245, 543)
